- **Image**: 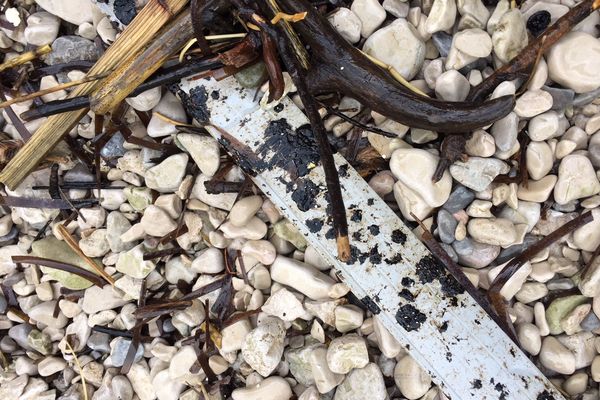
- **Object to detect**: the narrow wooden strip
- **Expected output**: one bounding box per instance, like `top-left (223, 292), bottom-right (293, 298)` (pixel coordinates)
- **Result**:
top-left (12, 255), bottom-right (105, 287)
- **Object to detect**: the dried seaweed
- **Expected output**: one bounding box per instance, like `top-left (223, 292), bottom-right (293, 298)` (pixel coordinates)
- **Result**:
top-left (134, 299), bottom-right (192, 319)
top-left (11, 255), bottom-right (105, 287)
top-left (181, 275), bottom-right (227, 301)
top-left (143, 247), bottom-right (185, 260)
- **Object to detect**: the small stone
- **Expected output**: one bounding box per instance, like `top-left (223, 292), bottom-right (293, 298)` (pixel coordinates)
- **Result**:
top-left (106, 211), bottom-right (135, 252)
top-left (116, 244), bottom-right (156, 279)
top-left (547, 32), bottom-right (600, 93)
top-left (36, 0), bottom-right (93, 24)
top-left (326, 335), bottom-right (369, 374)
top-left (140, 205), bottom-right (177, 237)
top-left (176, 134), bottom-right (220, 177)
top-left (394, 355), bottom-right (432, 400)
top-left (152, 369), bottom-right (185, 400)
top-left (561, 303), bottom-right (591, 335)
top-left (514, 90), bottom-right (553, 118)
top-left (491, 112), bottom-right (518, 152)
top-left (363, 19), bottom-right (426, 81)
top-left (454, 28), bottom-right (492, 58)
top-left (573, 208), bottom-right (600, 252)
top-left (436, 209), bottom-right (457, 244)
top-left (443, 185), bottom-right (475, 213)
top-left (546, 295), bottom-right (589, 335)
top-left (351, 0), bottom-right (386, 37)
top-left (262, 288), bottom-right (306, 322)
top-left (539, 336), bottom-right (576, 374)
top-left (37, 357), bottom-right (66, 377)
top-left (517, 175), bottom-right (557, 202)
top-left (145, 153), bottom-right (188, 193)
top-left (231, 376), bottom-right (292, 400)
top-left (452, 238), bottom-right (500, 268)
top-left (45, 36), bottom-right (99, 65)
top-left (517, 323), bottom-right (541, 355)
top-left (435, 70), bottom-right (470, 101)
top-left (242, 317), bottom-right (287, 377)
top-left (468, 218), bottom-right (517, 247)
top-left (334, 363), bottom-right (387, 400)
top-left (110, 337), bottom-right (144, 367)
top-left (191, 174), bottom-right (237, 211)
top-left (285, 343), bottom-right (320, 386)
top-left (425, 0), bottom-right (457, 34)
top-left (147, 92), bottom-right (187, 137)
top-left (449, 156), bottom-right (509, 191)
top-left (492, 9), bottom-right (527, 63)
top-left (335, 305), bottom-right (363, 333)
top-left (221, 318), bottom-right (252, 353)
top-left (526, 141), bottom-right (553, 180)
top-left (383, 0), bottom-right (409, 18)
top-left (309, 346), bottom-right (344, 393)
top-left (228, 195), bottom-right (263, 228)
top-left (327, 8), bottom-right (362, 44)
top-left (542, 85), bottom-right (575, 111)
top-left (125, 87), bottom-right (162, 111)
top-left (270, 256), bottom-right (335, 300)
top-left (127, 363), bottom-right (154, 400)
top-left (79, 229), bottom-right (110, 258)
top-left (432, 32), bottom-right (453, 57)
top-left (82, 285), bottom-right (128, 314)
top-left (168, 345), bottom-right (197, 380)
top-left (190, 247), bottom-right (224, 274)
top-left (528, 111), bottom-right (560, 141)
top-left (24, 12), bottom-right (60, 46)
top-left (554, 154), bottom-right (600, 204)
top-left (27, 330), bottom-right (52, 355)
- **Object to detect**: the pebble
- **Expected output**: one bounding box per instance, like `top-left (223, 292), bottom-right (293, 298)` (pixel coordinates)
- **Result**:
top-left (231, 376), bottom-right (292, 400)
top-left (37, 357), bottom-right (66, 377)
top-left (79, 229), bottom-right (110, 257)
top-left (539, 336), bottom-right (576, 374)
top-left (335, 305), bottom-right (364, 333)
top-left (394, 355), bottom-right (432, 400)
top-left (573, 208), bottom-right (600, 252)
top-left (517, 323), bottom-right (542, 355)
top-left (309, 346), bottom-right (344, 393)
top-left (517, 175), bottom-right (557, 203)
top-left (528, 111), bottom-right (560, 142)
top-left (242, 317), bottom-right (287, 377)
top-left (334, 363), bottom-right (387, 400)
top-left (547, 32), bottom-right (600, 93)
top-left (326, 335), bottom-right (369, 374)
top-left (435, 70), bottom-right (470, 101)
top-left (176, 134), bottom-right (220, 177)
top-left (546, 295), bottom-right (589, 335)
top-left (526, 141), bottom-right (553, 180)
top-left (432, 32), bottom-right (452, 57)
top-left (514, 90), bottom-right (553, 118)
top-left (327, 8), bottom-right (362, 44)
top-left (351, 0), bottom-right (386, 37)
top-left (449, 156), bottom-right (509, 192)
top-left (452, 238), bottom-right (500, 268)
top-left (383, 0), bottom-right (409, 18)
top-left (110, 337), bottom-right (144, 367)
top-left (24, 12), bottom-right (60, 46)
top-left (561, 303), bottom-right (591, 335)
top-left (454, 28), bottom-right (492, 58)
top-left (35, 0), bottom-right (93, 25)
top-left (190, 247), bottom-right (224, 274)
top-left (554, 154), bottom-right (600, 204)
top-left (363, 19), bottom-right (426, 80)
top-left (116, 244), bottom-right (156, 279)
top-left (126, 87), bottom-right (162, 112)
top-left (45, 36), bottom-right (99, 65)
top-left (262, 288), bottom-right (306, 322)
top-left (426, 0), bottom-right (457, 34)
top-left (140, 205), bottom-right (177, 236)
top-left (127, 363), bottom-right (154, 400)
top-left (491, 112), bottom-right (518, 151)
top-left (270, 256), bottom-right (335, 300)
top-left (492, 9), bottom-right (527, 63)
top-left (467, 218), bottom-right (517, 247)
top-left (147, 92), bottom-right (187, 137)
top-left (229, 195), bottom-right (263, 227)
top-left (152, 369), bottom-right (185, 400)
top-left (168, 345), bottom-right (197, 380)
top-left (145, 153), bottom-right (189, 193)
top-left (221, 318), bottom-right (252, 353)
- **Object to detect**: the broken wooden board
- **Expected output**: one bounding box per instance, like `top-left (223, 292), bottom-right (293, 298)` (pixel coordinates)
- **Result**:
top-left (176, 75), bottom-right (565, 400)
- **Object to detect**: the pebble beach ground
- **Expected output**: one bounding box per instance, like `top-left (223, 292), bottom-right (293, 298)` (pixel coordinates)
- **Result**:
top-left (1, 0), bottom-right (600, 399)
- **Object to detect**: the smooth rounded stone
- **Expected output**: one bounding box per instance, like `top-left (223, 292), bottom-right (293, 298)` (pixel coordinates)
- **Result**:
top-left (394, 180), bottom-right (434, 221)
top-left (242, 240), bottom-right (276, 266)
top-left (270, 256), bottom-right (335, 300)
top-left (390, 148), bottom-right (452, 206)
top-left (363, 19), bottom-right (425, 81)
top-left (452, 238), bottom-right (500, 268)
top-left (140, 205), bottom-right (178, 237)
top-left (231, 376), bottom-right (292, 400)
top-left (192, 174), bottom-right (237, 211)
top-left (334, 305), bottom-right (363, 333)
top-left (449, 157), bottom-right (509, 192)
top-left (561, 303), bottom-right (591, 335)
top-left (126, 363), bottom-right (154, 400)
top-left (165, 257), bottom-right (196, 284)
top-left (491, 112), bottom-right (518, 151)
top-left (147, 92), bottom-right (187, 137)
top-left (563, 372), bottom-right (588, 397)
top-left (434, 70), bottom-right (470, 101)
top-left (515, 282), bottom-right (548, 304)
top-left (334, 363), bottom-right (386, 400)
top-left (221, 318), bottom-right (252, 353)
top-left (0, 244), bottom-right (24, 276)
top-left (579, 257), bottom-right (600, 297)
top-left (124, 187), bottom-right (152, 211)
top-left (465, 130), bottom-right (496, 158)
top-left (546, 295), bottom-right (589, 335)
top-left (554, 154), bottom-right (600, 204)
top-left (514, 90), bottom-right (553, 118)
top-left (79, 229), bottom-right (110, 258)
top-left (517, 323), bottom-right (542, 355)
top-left (443, 185), bottom-right (475, 213)
top-left (327, 8), bottom-right (362, 44)
top-left (541, 85), bottom-right (575, 111)
top-left (540, 336), bottom-right (576, 374)
top-left (383, 0), bottom-right (409, 17)
top-left (190, 247), bottom-right (224, 274)
top-left (24, 11), bottom-right (59, 46)
top-left (453, 28), bottom-right (492, 58)
top-left (35, 0), bottom-right (93, 24)
top-left (242, 317), bottom-right (286, 377)
top-left (9, 324), bottom-right (34, 350)
top-left (492, 9), bottom-right (527, 63)
top-left (580, 308), bottom-right (600, 331)
top-left (228, 196), bottom-right (263, 228)
top-left (573, 208), bottom-right (600, 252)
top-left (308, 346), bottom-right (344, 393)
top-left (394, 355), bottom-right (431, 400)
top-left (432, 31), bottom-right (452, 57)
top-left (586, 113), bottom-right (600, 135)
top-left (526, 141), bottom-right (553, 180)
top-left (467, 199), bottom-right (493, 218)
top-left (28, 301), bottom-right (66, 329)
top-left (262, 288), bottom-right (306, 322)
top-left (326, 335), bottom-right (369, 374)
top-left (425, 0), bottom-right (456, 34)
top-left (110, 337), bottom-right (144, 367)
top-left (152, 369), bottom-right (185, 400)
top-left (168, 345), bottom-right (197, 380)
top-left (467, 218), bottom-right (517, 247)
top-left (37, 356), bottom-right (66, 377)
top-left (351, 0), bottom-right (386, 37)
top-left (145, 153), bottom-right (188, 193)
top-left (45, 36), bottom-right (99, 65)
top-left (82, 286), bottom-right (127, 316)
top-left (116, 244), bottom-right (156, 279)
top-left (517, 175), bottom-right (557, 202)
top-left (528, 111), bottom-right (559, 142)
top-left (220, 217), bottom-right (267, 240)
top-left (436, 209), bottom-right (457, 244)
top-left (175, 134), bottom-right (220, 177)
top-left (125, 87), bottom-right (161, 112)
top-left (547, 32), bottom-right (600, 93)
top-left (558, 332), bottom-right (596, 369)
top-left (527, 57), bottom-right (548, 91)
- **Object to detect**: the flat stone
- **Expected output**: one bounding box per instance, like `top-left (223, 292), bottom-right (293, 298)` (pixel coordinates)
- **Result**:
top-left (45, 36), bottom-right (99, 65)
top-left (432, 31), bottom-right (452, 57)
top-left (491, 112), bottom-right (518, 151)
top-left (547, 31), bottom-right (600, 93)
top-left (285, 343), bottom-right (321, 386)
top-left (426, 0), bottom-right (457, 34)
top-left (125, 87), bottom-right (161, 112)
top-left (443, 185), bottom-right (475, 213)
top-left (270, 256), bottom-right (335, 300)
top-left (540, 336), bottom-right (576, 374)
top-left (449, 156), bottom-right (509, 191)
top-left (526, 141), bottom-right (553, 180)
top-left (467, 217), bottom-right (517, 247)
top-left (147, 92), bottom-right (187, 137)
top-left (394, 355), bottom-right (432, 400)
top-left (140, 205), bottom-right (178, 237)
top-left (231, 377), bottom-right (292, 400)
top-left (145, 153), bottom-right (188, 193)
top-left (517, 175), bottom-right (557, 203)
top-left (454, 28), bottom-right (492, 58)
top-left (334, 363), bottom-right (387, 400)
top-left (528, 111), bottom-right (560, 141)
top-left (514, 90), bottom-right (553, 118)
top-left (546, 295), bottom-right (589, 335)
top-left (436, 209), bottom-right (457, 244)
top-left (262, 288), bottom-right (306, 322)
top-left (543, 85), bottom-right (575, 111)
top-left (554, 154), bottom-right (600, 204)
top-left (29, 301), bottom-right (68, 328)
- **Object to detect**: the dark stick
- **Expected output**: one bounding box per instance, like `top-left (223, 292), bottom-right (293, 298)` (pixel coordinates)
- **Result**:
top-left (12, 255), bottom-right (105, 287)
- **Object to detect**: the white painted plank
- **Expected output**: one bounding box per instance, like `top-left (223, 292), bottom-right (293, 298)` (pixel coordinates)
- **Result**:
top-left (177, 76), bottom-right (564, 400)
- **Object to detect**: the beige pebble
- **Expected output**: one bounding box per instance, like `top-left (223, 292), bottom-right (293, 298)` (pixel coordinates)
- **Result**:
top-left (539, 336), bottom-right (576, 374)
top-left (517, 175), bottom-right (557, 202)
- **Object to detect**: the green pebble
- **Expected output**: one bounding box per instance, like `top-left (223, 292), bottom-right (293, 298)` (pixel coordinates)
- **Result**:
top-left (546, 295), bottom-right (589, 335)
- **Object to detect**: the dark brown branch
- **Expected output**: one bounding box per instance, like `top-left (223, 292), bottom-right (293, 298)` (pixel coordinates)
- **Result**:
top-left (0, 195), bottom-right (98, 209)
top-left (12, 255), bottom-right (105, 287)
top-left (261, 30), bottom-right (285, 102)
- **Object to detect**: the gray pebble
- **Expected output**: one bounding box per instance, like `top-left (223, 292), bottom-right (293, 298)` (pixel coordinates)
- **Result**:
top-left (552, 200), bottom-right (578, 213)
top-left (452, 238), bottom-right (500, 269)
top-left (64, 163), bottom-right (95, 183)
top-left (440, 242), bottom-right (458, 263)
top-left (542, 86), bottom-right (575, 111)
top-left (496, 235), bottom-right (539, 265)
top-left (87, 332), bottom-right (111, 353)
top-left (443, 185), bottom-right (475, 213)
top-left (234, 62), bottom-right (268, 88)
top-left (458, 58), bottom-right (488, 76)
top-left (0, 226), bottom-right (19, 246)
top-left (45, 36), bottom-right (100, 65)
top-left (100, 132), bottom-right (126, 160)
top-left (436, 209), bottom-right (457, 244)
top-left (581, 311), bottom-right (600, 331)
top-left (546, 278), bottom-right (576, 291)
top-left (110, 337), bottom-right (144, 367)
top-left (0, 294), bottom-right (6, 314)
top-left (573, 86), bottom-right (600, 107)
top-left (432, 32), bottom-right (452, 57)
top-left (8, 324), bottom-right (33, 350)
